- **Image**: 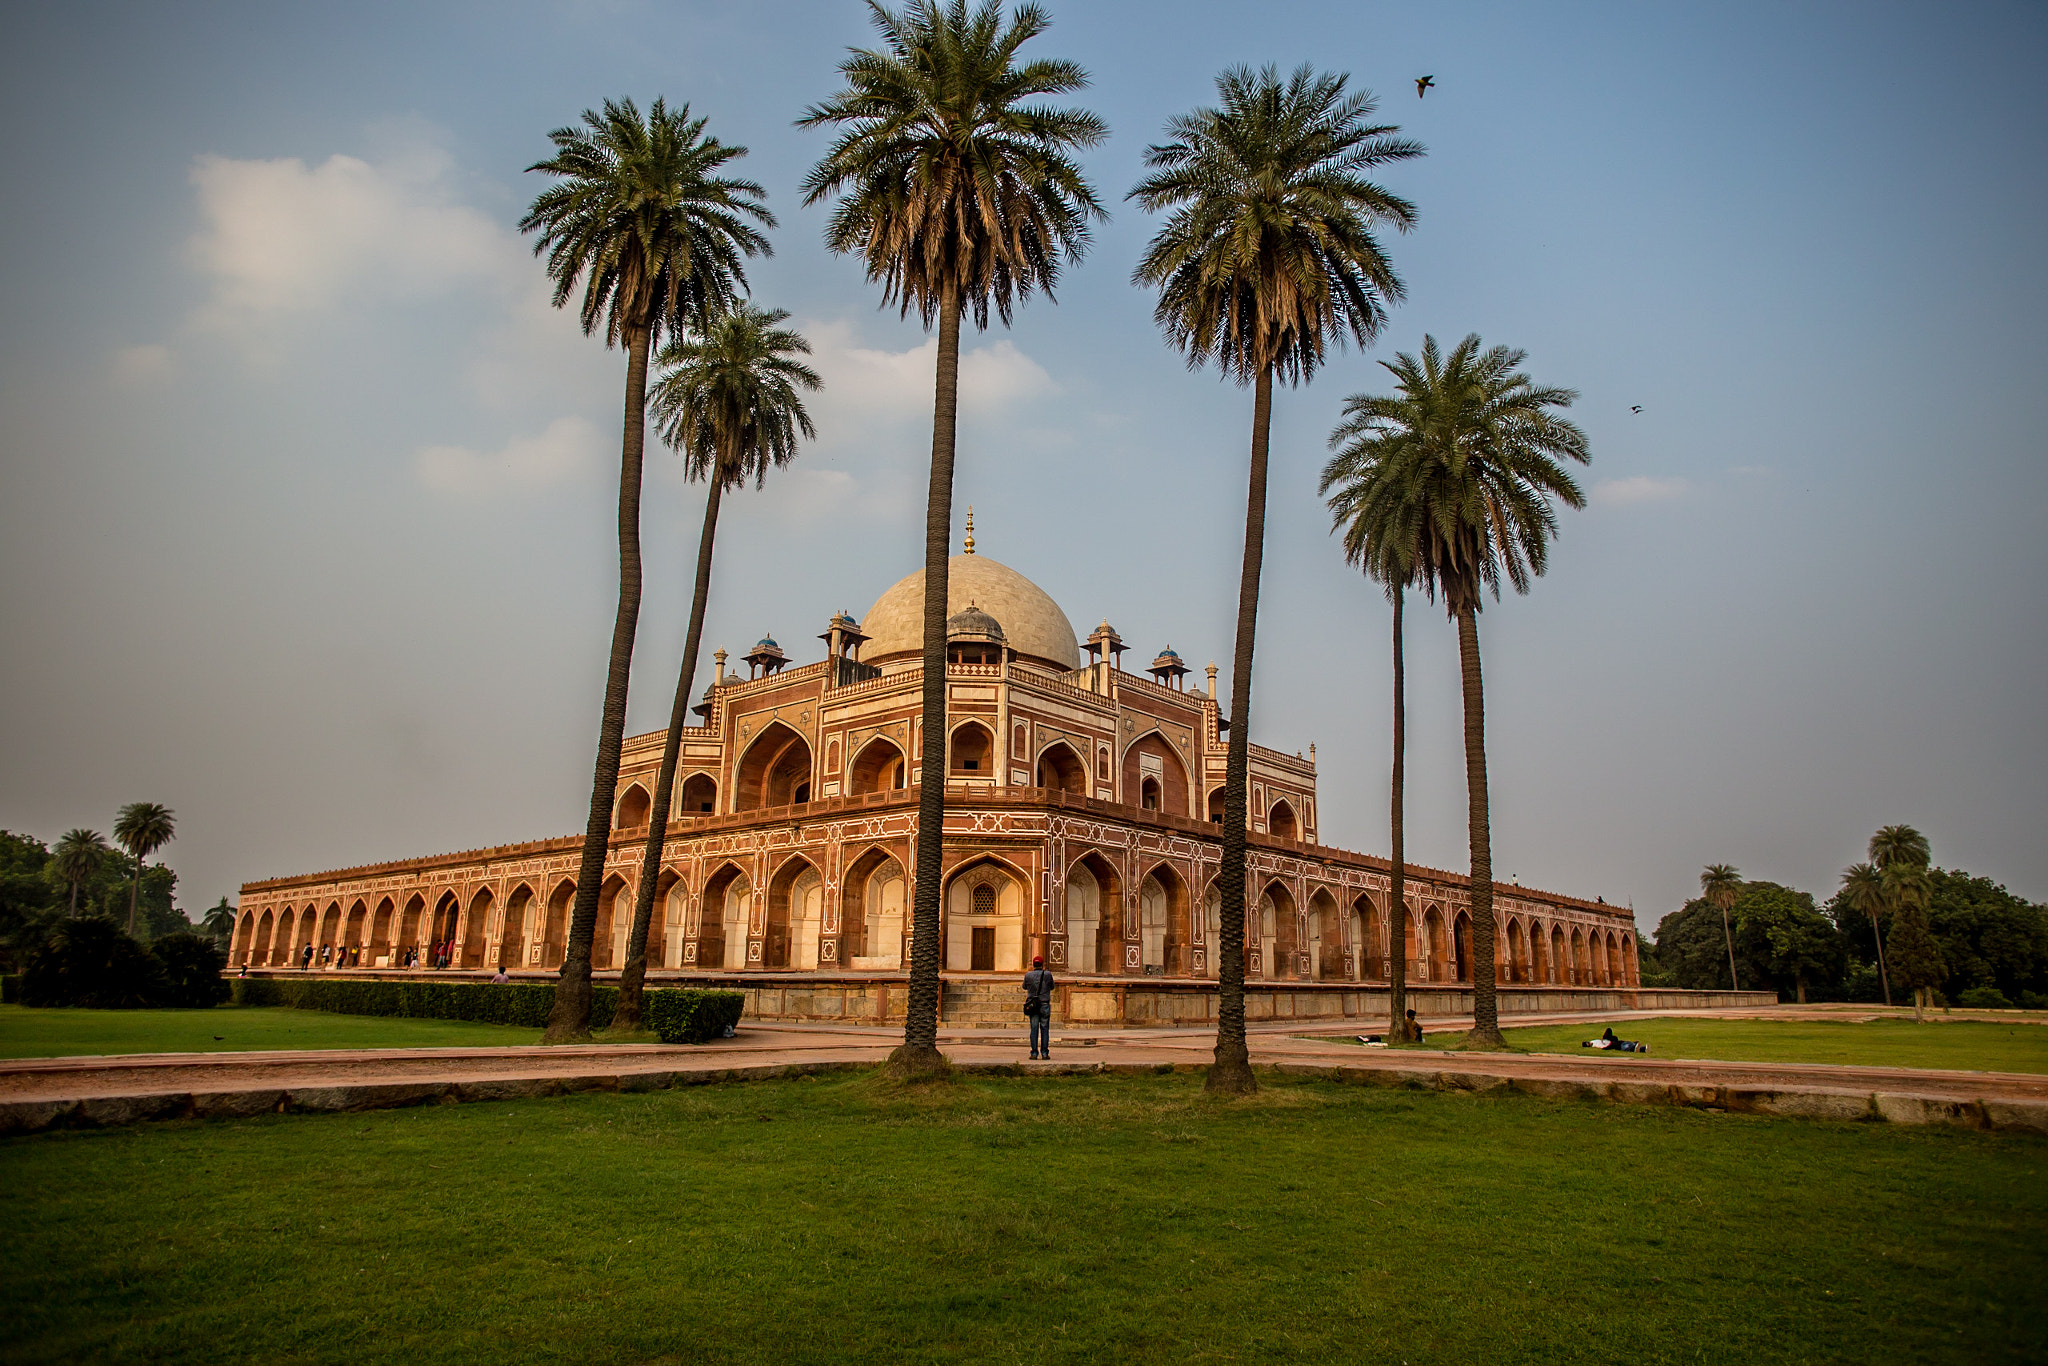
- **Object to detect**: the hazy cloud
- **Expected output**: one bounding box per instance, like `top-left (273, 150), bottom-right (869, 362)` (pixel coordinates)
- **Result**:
top-left (804, 320), bottom-right (1056, 421)
top-left (1592, 475), bottom-right (1692, 506)
top-left (109, 344), bottom-right (173, 384)
top-left (416, 416), bottom-right (603, 494)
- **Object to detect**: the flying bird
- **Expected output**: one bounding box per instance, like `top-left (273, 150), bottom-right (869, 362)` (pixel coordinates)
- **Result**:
top-left (1631, 405), bottom-right (1643, 414)
top-left (1416, 75), bottom-right (1435, 98)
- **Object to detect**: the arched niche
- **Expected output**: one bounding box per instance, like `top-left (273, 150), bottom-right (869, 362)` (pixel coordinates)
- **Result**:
top-left (499, 884), bottom-right (535, 969)
top-left (736, 722), bottom-right (814, 811)
top-left (945, 858), bottom-right (1027, 972)
top-left (1064, 852), bottom-right (1122, 974)
top-left (678, 772), bottom-right (718, 816)
top-left (614, 783), bottom-right (651, 830)
top-left (1120, 730), bottom-right (1190, 817)
top-left (843, 848), bottom-right (905, 969)
top-left (765, 856), bottom-right (824, 969)
top-left (948, 720), bottom-right (994, 776)
top-left (1269, 799), bottom-right (1299, 841)
top-left (1035, 741), bottom-right (1086, 794)
top-left (848, 737), bottom-right (907, 795)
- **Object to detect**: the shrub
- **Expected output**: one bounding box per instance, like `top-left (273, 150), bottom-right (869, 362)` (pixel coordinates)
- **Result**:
top-left (1956, 985), bottom-right (2013, 1009)
top-left (150, 932), bottom-right (229, 1008)
top-left (2019, 990), bottom-right (2048, 1011)
top-left (229, 977), bottom-right (619, 1030)
top-left (20, 916), bottom-right (165, 1008)
top-left (645, 989), bottom-right (746, 1045)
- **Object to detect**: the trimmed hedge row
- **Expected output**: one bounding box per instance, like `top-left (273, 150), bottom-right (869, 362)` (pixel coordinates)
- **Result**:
top-left (227, 977), bottom-right (743, 1043)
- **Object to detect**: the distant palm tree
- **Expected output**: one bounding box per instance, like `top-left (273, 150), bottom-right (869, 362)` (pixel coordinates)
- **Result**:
top-left (1132, 64), bottom-right (1420, 1091)
top-left (1882, 861), bottom-right (1942, 1021)
top-left (1321, 405), bottom-right (1429, 1034)
top-left (1869, 824), bottom-right (1930, 874)
top-left (801, 0), bottom-right (1106, 1076)
top-left (611, 306), bottom-right (821, 1033)
top-left (521, 97), bottom-right (773, 1042)
top-left (1700, 863), bottom-right (1743, 991)
top-left (113, 803), bottom-right (175, 936)
top-left (201, 896), bottom-right (237, 946)
top-left (51, 829), bottom-right (109, 916)
top-left (1837, 861), bottom-right (1892, 1005)
top-left (1319, 335), bottom-right (1587, 1045)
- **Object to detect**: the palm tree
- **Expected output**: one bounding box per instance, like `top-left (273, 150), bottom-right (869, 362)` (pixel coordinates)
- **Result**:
top-left (1882, 861), bottom-right (1942, 1021)
top-left (50, 829), bottom-right (109, 917)
top-left (1321, 405), bottom-right (1430, 1036)
top-left (201, 896), bottom-right (237, 946)
top-left (113, 803), bottom-right (175, 936)
top-left (1869, 823), bottom-right (1930, 874)
top-left (1313, 335), bottom-right (1586, 1046)
top-left (801, 0), bottom-right (1105, 1077)
top-left (1132, 64), bottom-right (1420, 1091)
top-left (1838, 861), bottom-right (1892, 1005)
top-left (521, 98), bottom-right (773, 1042)
top-left (611, 306), bottom-right (821, 1033)
top-left (1701, 863), bottom-right (1743, 991)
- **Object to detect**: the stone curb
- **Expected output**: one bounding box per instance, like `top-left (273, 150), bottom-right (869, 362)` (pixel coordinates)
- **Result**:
top-left (3, 1056), bottom-right (2045, 1139)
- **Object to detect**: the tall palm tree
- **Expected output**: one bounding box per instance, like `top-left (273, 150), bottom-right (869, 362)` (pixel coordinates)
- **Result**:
top-left (611, 307), bottom-right (821, 1033)
top-left (113, 803), bottom-right (175, 936)
top-left (521, 97), bottom-right (773, 1042)
top-left (1321, 405), bottom-right (1430, 1035)
top-left (1315, 335), bottom-right (1586, 1046)
top-left (51, 829), bottom-right (109, 917)
top-left (1869, 823), bottom-right (1930, 874)
top-left (1700, 863), bottom-right (1743, 991)
top-left (201, 895), bottom-right (237, 946)
top-left (1838, 861), bottom-right (1892, 1005)
top-left (801, 0), bottom-right (1105, 1076)
top-left (1882, 861), bottom-right (1941, 1021)
top-left (1132, 64), bottom-right (1419, 1092)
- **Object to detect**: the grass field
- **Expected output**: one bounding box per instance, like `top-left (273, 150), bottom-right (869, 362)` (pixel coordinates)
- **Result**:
top-left (2, 1072), bottom-right (2042, 1365)
top-left (0, 1005), bottom-right (543, 1058)
top-left (1497, 1017), bottom-right (2048, 1074)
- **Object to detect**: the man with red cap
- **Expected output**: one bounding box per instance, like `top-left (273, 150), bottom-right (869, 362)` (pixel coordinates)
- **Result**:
top-left (1023, 954), bottom-right (1056, 1059)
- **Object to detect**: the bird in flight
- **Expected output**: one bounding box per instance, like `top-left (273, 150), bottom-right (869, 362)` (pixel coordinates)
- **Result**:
top-left (1416, 75), bottom-right (1435, 98)
top-left (1631, 405), bottom-right (1643, 414)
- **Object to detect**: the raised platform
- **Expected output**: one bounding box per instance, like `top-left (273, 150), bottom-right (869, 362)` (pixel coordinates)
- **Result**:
top-left (231, 969), bottom-right (1775, 1027)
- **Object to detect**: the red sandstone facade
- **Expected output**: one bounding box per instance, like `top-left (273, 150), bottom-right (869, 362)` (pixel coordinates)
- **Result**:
top-left (235, 547), bottom-right (1640, 993)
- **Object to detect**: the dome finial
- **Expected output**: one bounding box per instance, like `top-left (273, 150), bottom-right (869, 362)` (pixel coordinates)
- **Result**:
top-left (963, 505), bottom-right (976, 554)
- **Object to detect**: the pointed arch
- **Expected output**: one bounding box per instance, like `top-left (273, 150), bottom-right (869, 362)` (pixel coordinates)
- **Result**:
top-left (592, 873), bottom-right (630, 970)
top-left (764, 854), bottom-right (823, 969)
top-left (1065, 851), bottom-right (1123, 974)
top-left (1452, 910), bottom-right (1472, 983)
top-left (1136, 861), bottom-right (1190, 975)
top-left (1261, 880), bottom-right (1298, 979)
top-left (736, 721), bottom-right (814, 811)
top-left (677, 771), bottom-right (718, 816)
top-left (542, 878), bottom-right (575, 970)
top-left (1350, 893), bottom-right (1377, 981)
top-left (848, 735), bottom-right (908, 795)
top-left (614, 783), bottom-right (651, 830)
top-left (697, 861), bottom-right (750, 971)
top-left (842, 845), bottom-right (906, 968)
top-left (947, 719), bottom-right (994, 776)
top-left (1034, 740), bottom-right (1085, 794)
top-left (247, 910), bottom-right (270, 965)
top-left (1268, 799), bottom-right (1299, 841)
top-left (370, 896), bottom-right (395, 964)
top-left (944, 856), bottom-right (1027, 972)
top-left (1527, 919), bottom-right (1548, 985)
top-left (1120, 728), bottom-right (1190, 817)
top-left (499, 882), bottom-right (535, 969)
top-left (1308, 888), bottom-right (1343, 980)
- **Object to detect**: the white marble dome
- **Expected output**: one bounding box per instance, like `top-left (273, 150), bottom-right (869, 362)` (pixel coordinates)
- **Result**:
top-left (862, 555), bottom-right (1080, 670)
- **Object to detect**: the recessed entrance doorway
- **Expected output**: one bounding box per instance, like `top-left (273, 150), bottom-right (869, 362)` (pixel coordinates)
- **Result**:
top-left (971, 926), bottom-right (995, 971)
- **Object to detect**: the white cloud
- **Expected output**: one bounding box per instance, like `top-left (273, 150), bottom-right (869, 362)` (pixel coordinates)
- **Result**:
top-left (416, 416), bottom-right (603, 495)
top-left (1592, 475), bottom-right (1692, 507)
top-left (186, 146), bottom-right (519, 326)
top-left (803, 319), bottom-right (1057, 421)
top-left (110, 343), bottom-right (173, 384)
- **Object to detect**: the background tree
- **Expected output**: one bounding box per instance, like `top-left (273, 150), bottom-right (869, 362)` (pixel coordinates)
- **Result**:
top-left (1923, 868), bottom-right (2048, 1004)
top-left (1326, 334), bottom-right (1584, 1045)
top-left (200, 895), bottom-right (237, 948)
top-left (0, 831), bottom-right (61, 971)
top-left (1132, 63), bottom-right (1419, 1088)
top-left (51, 829), bottom-right (110, 916)
top-left (802, 0), bottom-right (1105, 1077)
top-left (612, 306), bottom-right (820, 1033)
top-left (1884, 862), bottom-right (1943, 1020)
top-left (521, 97), bottom-right (772, 1042)
top-left (1837, 861), bottom-right (1891, 1004)
top-left (1737, 882), bottom-right (1842, 1003)
top-left (1701, 863), bottom-right (1743, 991)
top-left (1321, 394), bottom-right (1431, 1036)
top-left (1869, 823), bottom-right (1931, 874)
top-left (113, 803), bottom-right (174, 937)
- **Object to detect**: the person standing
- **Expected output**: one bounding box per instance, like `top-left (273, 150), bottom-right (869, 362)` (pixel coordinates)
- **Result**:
top-left (1023, 956), bottom-right (1056, 1060)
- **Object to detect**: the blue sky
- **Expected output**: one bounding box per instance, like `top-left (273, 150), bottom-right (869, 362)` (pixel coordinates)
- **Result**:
top-left (2, 1), bottom-right (2043, 933)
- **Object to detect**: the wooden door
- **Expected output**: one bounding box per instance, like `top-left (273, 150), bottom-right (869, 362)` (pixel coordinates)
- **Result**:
top-left (971, 926), bottom-right (995, 972)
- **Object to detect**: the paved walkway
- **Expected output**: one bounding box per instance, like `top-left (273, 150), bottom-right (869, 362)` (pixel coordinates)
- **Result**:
top-left (5, 1006), bottom-right (2045, 1136)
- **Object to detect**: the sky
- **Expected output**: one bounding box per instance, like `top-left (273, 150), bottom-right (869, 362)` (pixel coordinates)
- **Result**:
top-left (2, 1), bottom-right (2044, 937)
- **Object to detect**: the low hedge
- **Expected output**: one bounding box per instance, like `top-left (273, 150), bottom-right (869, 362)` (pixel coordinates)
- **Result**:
top-left (646, 988), bottom-right (746, 1044)
top-left (228, 977), bottom-right (743, 1042)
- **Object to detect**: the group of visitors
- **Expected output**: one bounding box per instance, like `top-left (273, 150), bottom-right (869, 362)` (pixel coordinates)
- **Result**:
top-left (271, 941), bottom-right (461, 971)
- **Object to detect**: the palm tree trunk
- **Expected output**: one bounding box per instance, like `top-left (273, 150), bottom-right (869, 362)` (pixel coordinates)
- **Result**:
top-left (1454, 603), bottom-right (1504, 1045)
top-left (613, 470), bottom-right (728, 1034)
top-left (1721, 906), bottom-right (1741, 991)
top-left (894, 282), bottom-right (962, 1078)
top-left (1386, 586), bottom-right (1407, 1037)
top-left (68, 877), bottom-right (79, 917)
top-left (1207, 364), bottom-right (1274, 1097)
top-left (126, 853), bottom-right (142, 936)
top-left (1869, 910), bottom-right (1892, 1006)
top-left (545, 320), bottom-right (652, 1044)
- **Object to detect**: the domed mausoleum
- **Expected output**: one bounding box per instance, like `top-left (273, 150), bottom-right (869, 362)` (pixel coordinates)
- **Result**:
top-left (235, 517), bottom-right (1641, 1023)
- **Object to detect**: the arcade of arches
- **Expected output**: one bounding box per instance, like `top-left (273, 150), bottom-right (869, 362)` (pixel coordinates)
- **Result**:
top-left (236, 542), bottom-right (1638, 990)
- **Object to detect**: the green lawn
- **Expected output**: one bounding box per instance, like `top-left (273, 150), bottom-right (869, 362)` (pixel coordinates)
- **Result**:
top-left (2, 1073), bottom-right (2042, 1365)
top-left (1498, 1016), bottom-right (2048, 1074)
top-left (0, 1004), bottom-right (544, 1058)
